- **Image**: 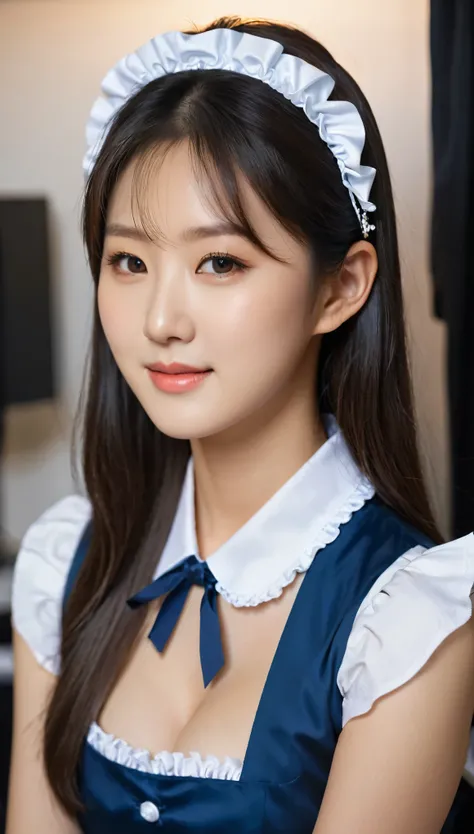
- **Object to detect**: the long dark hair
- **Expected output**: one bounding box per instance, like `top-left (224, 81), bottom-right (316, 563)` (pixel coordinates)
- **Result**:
top-left (44, 15), bottom-right (441, 814)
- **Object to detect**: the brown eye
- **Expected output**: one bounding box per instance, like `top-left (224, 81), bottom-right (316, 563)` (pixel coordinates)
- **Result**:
top-left (210, 256), bottom-right (234, 274)
top-left (105, 252), bottom-right (147, 275)
top-left (119, 255), bottom-right (146, 274)
top-left (197, 253), bottom-right (247, 278)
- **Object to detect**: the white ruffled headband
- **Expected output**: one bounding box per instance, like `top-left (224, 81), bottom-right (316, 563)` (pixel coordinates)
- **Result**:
top-left (84, 28), bottom-right (377, 238)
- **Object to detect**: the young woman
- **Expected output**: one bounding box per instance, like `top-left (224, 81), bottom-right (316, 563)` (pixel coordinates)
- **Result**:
top-left (7, 16), bottom-right (474, 834)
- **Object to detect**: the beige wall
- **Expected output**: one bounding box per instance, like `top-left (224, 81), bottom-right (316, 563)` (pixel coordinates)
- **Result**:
top-left (0, 0), bottom-right (449, 541)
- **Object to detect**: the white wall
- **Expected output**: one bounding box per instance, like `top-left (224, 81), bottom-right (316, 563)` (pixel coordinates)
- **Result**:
top-left (0, 0), bottom-right (449, 541)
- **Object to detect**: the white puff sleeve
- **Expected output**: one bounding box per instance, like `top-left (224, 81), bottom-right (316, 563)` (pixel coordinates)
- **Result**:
top-left (11, 494), bottom-right (92, 675)
top-left (337, 533), bottom-right (474, 726)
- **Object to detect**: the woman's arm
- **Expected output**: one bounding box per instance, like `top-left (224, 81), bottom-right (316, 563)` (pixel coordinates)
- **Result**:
top-left (314, 617), bottom-right (474, 834)
top-left (6, 629), bottom-right (80, 834)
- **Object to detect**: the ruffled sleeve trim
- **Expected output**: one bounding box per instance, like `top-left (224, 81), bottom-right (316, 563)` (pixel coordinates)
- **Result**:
top-left (337, 533), bottom-right (474, 727)
top-left (11, 495), bottom-right (92, 675)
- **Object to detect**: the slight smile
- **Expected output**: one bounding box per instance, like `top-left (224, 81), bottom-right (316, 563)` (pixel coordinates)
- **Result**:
top-left (146, 362), bottom-right (213, 394)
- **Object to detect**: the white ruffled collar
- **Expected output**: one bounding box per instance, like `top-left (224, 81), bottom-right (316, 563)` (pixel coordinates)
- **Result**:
top-left (155, 418), bottom-right (375, 607)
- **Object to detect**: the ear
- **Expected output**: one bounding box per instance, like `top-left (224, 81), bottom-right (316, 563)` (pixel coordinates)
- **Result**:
top-left (312, 241), bottom-right (378, 335)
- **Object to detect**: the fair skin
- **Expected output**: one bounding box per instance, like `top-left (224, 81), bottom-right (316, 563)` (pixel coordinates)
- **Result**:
top-left (7, 141), bottom-right (474, 834)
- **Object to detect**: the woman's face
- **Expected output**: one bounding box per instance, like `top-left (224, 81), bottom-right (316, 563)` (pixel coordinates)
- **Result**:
top-left (98, 142), bottom-right (321, 441)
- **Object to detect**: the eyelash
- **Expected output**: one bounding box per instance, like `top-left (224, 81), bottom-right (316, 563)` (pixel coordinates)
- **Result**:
top-left (104, 250), bottom-right (249, 279)
top-left (199, 251), bottom-right (248, 277)
top-left (104, 251), bottom-right (146, 275)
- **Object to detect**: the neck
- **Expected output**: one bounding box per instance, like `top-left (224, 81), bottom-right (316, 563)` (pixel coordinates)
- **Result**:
top-left (190, 396), bottom-right (326, 559)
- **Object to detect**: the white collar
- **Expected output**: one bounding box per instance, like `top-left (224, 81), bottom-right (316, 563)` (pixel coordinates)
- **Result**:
top-left (156, 418), bottom-right (375, 607)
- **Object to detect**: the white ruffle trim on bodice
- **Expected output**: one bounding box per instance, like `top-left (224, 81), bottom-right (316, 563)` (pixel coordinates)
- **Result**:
top-left (216, 478), bottom-right (375, 607)
top-left (87, 722), bottom-right (243, 780)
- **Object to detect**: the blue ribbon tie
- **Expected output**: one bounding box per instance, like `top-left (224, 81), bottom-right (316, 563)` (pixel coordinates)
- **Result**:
top-left (127, 555), bottom-right (224, 688)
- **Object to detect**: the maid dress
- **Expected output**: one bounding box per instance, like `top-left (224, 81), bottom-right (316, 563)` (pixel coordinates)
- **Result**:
top-left (11, 421), bottom-right (474, 832)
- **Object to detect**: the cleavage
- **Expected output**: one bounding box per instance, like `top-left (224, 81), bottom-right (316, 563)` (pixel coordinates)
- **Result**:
top-left (96, 573), bottom-right (305, 763)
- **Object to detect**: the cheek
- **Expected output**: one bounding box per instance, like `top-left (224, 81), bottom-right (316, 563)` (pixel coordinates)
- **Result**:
top-left (206, 277), bottom-right (314, 370)
top-left (97, 280), bottom-right (141, 359)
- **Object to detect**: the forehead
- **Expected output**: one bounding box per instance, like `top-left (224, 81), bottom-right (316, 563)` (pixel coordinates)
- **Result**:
top-left (105, 141), bottom-right (304, 261)
top-left (107, 143), bottom-right (217, 233)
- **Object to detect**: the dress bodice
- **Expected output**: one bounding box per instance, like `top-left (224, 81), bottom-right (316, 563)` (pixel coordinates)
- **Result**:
top-left (66, 498), bottom-right (454, 833)
top-left (11, 425), bottom-right (474, 831)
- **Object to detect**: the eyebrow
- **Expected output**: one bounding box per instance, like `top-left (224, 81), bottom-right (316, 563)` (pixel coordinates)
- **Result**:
top-left (104, 220), bottom-right (252, 244)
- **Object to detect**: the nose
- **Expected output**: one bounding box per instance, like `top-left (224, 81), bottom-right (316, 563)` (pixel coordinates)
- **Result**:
top-left (143, 268), bottom-right (195, 345)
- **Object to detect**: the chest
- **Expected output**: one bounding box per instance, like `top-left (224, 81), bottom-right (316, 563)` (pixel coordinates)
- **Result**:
top-left (69, 500), bottom-right (431, 832)
top-left (80, 553), bottom-right (343, 834)
top-left (98, 573), bottom-right (305, 763)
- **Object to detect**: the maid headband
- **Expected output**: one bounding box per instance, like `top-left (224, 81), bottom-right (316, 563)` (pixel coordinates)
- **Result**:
top-left (84, 28), bottom-right (377, 238)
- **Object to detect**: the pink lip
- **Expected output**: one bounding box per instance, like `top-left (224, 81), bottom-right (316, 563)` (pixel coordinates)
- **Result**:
top-left (147, 368), bottom-right (213, 393)
top-left (147, 362), bottom-right (211, 374)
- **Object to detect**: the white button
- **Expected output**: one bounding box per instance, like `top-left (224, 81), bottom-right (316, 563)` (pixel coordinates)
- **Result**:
top-left (139, 801), bottom-right (160, 823)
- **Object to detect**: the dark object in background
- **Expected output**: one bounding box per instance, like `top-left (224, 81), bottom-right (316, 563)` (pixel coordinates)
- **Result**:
top-left (442, 777), bottom-right (474, 833)
top-left (0, 611), bottom-right (12, 833)
top-left (0, 197), bottom-right (55, 831)
top-left (0, 198), bottom-right (55, 408)
top-left (0, 197), bottom-right (55, 559)
top-left (430, 4), bottom-right (474, 830)
top-left (430, 0), bottom-right (474, 538)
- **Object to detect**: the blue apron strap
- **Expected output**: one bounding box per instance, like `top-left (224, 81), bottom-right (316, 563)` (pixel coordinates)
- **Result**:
top-left (62, 520), bottom-right (93, 613)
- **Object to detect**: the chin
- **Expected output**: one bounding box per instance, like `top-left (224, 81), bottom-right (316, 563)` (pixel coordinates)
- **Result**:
top-left (148, 409), bottom-right (250, 442)
top-left (130, 380), bottom-right (256, 442)
top-left (155, 420), bottom-right (229, 442)
top-left (125, 382), bottom-right (226, 439)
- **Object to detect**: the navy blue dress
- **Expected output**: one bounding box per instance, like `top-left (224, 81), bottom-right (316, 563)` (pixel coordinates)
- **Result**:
top-left (62, 497), bottom-right (465, 832)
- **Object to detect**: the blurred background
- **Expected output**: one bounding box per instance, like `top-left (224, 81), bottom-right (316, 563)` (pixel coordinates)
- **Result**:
top-left (0, 0), bottom-right (472, 831)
